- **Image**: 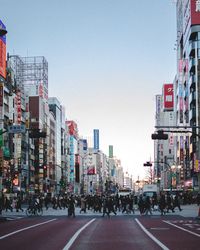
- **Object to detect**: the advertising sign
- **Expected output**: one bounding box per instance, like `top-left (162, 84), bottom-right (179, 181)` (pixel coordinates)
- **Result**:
top-left (67, 121), bottom-right (78, 139)
top-left (191, 0), bottom-right (200, 25)
top-left (0, 83), bottom-right (3, 106)
top-left (0, 20), bottom-right (6, 79)
top-left (93, 129), bottom-right (99, 150)
top-left (109, 145), bottom-right (113, 158)
top-left (163, 84), bottom-right (174, 111)
top-left (87, 165), bottom-right (95, 175)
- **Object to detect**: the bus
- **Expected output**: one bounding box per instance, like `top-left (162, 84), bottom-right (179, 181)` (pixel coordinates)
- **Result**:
top-left (117, 188), bottom-right (133, 197)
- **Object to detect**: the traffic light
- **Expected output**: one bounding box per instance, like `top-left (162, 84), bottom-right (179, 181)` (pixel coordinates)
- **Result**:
top-left (29, 129), bottom-right (46, 138)
top-left (151, 130), bottom-right (168, 140)
top-left (143, 161), bottom-right (152, 167)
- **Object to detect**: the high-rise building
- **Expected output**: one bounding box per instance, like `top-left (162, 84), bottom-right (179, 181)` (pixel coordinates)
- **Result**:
top-left (175, 0), bottom-right (200, 191)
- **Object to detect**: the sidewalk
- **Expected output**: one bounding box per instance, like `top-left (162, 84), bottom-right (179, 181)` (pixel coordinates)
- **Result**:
top-left (1, 204), bottom-right (200, 218)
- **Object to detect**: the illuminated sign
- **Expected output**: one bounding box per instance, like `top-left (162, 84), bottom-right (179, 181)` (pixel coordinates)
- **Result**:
top-left (0, 20), bottom-right (6, 79)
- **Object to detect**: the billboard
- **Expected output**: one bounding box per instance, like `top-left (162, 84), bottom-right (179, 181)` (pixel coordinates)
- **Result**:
top-left (0, 20), bottom-right (6, 79)
top-left (87, 165), bottom-right (95, 175)
top-left (93, 129), bottom-right (99, 150)
top-left (191, 0), bottom-right (200, 25)
top-left (163, 84), bottom-right (174, 111)
top-left (67, 121), bottom-right (78, 139)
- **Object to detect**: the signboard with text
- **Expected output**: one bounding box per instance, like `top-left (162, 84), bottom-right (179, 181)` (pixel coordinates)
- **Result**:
top-left (163, 84), bottom-right (174, 111)
top-left (0, 19), bottom-right (6, 79)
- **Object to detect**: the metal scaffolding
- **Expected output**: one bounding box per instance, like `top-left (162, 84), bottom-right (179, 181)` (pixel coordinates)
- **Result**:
top-left (8, 55), bottom-right (48, 97)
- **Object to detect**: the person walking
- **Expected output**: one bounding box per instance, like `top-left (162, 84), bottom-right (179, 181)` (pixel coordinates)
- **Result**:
top-left (102, 196), bottom-right (110, 218)
top-left (5, 197), bottom-right (13, 212)
top-left (138, 195), bottom-right (145, 215)
top-left (68, 195), bottom-right (75, 218)
top-left (144, 196), bottom-right (152, 215)
top-left (16, 196), bottom-right (23, 212)
top-left (166, 193), bottom-right (174, 213)
top-left (173, 193), bottom-right (182, 211)
top-left (80, 195), bottom-right (87, 213)
top-left (159, 193), bottom-right (166, 216)
top-left (0, 191), bottom-right (4, 215)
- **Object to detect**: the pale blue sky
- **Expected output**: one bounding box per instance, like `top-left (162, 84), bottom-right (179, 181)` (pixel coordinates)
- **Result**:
top-left (0, 0), bottom-right (177, 179)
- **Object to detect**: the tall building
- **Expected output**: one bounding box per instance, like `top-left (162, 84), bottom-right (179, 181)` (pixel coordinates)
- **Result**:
top-left (48, 97), bottom-right (62, 193)
top-left (154, 84), bottom-right (175, 189)
top-left (6, 55), bottom-right (49, 193)
top-left (175, 0), bottom-right (200, 191)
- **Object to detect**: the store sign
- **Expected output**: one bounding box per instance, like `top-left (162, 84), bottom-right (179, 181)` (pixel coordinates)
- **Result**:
top-left (8, 124), bottom-right (26, 134)
top-left (0, 83), bottom-right (3, 106)
top-left (163, 84), bottom-right (174, 111)
top-left (0, 20), bottom-right (6, 79)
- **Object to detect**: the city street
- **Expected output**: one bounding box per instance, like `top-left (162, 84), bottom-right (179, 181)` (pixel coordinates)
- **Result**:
top-left (0, 205), bottom-right (200, 249)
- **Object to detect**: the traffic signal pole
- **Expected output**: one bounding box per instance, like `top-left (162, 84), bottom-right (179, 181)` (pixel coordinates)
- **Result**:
top-left (144, 161), bottom-right (174, 191)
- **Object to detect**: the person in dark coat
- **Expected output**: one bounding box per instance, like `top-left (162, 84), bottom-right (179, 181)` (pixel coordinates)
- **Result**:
top-left (68, 195), bottom-right (75, 218)
top-left (0, 191), bottom-right (4, 215)
top-left (173, 194), bottom-right (182, 211)
top-left (102, 196), bottom-right (110, 218)
top-left (159, 193), bottom-right (166, 216)
top-left (166, 193), bottom-right (174, 213)
top-left (5, 197), bottom-right (13, 212)
top-left (144, 196), bottom-right (152, 215)
top-left (138, 195), bottom-right (145, 215)
top-left (16, 196), bottom-right (23, 212)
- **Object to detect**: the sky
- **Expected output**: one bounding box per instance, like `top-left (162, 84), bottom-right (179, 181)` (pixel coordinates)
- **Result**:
top-left (0, 0), bottom-right (177, 180)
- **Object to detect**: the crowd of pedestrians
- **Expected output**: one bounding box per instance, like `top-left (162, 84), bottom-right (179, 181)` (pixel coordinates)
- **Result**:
top-left (1, 190), bottom-right (200, 218)
top-left (137, 192), bottom-right (183, 216)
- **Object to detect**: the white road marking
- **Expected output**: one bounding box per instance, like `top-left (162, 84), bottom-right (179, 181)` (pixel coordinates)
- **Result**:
top-left (163, 220), bottom-right (200, 238)
top-left (135, 219), bottom-right (169, 250)
top-left (150, 227), bottom-right (169, 230)
top-left (0, 218), bottom-right (57, 240)
top-left (63, 218), bottom-right (96, 250)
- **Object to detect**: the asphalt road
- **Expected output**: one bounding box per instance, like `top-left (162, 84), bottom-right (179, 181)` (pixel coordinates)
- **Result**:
top-left (0, 213), bottom-right (200, 250)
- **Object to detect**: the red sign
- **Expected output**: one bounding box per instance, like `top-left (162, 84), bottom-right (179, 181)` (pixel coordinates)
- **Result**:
top-left (191, 0), bottom-right (200, 25)
top-left (66, 121), bottom-right (78, 138)
top-left (0, 39), bottom-right (6, 78)
top-left (87, 166), bottom-right (95, 175)
top-left (0, 20), bottom-right (6, 79)
top-left (163, 84), bottom-right (174, 111)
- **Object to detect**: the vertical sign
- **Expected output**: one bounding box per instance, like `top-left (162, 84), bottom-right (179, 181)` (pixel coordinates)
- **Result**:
top-left (93, 129), bottom-right (99, 150)
top-left (163, 84), bottom-right (174, 111)
top-left (0, 20), bottom-right (6, 79)
top-left (109, 145), bottom-right (113, 158)
top-left (82, 139), bottom-right (88, 151)
top-left (0, 83), bottom-right (3, 106)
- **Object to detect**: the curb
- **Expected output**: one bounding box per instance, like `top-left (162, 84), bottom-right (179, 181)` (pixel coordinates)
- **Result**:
top-left (0, 216), bottom-right (7, 222)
